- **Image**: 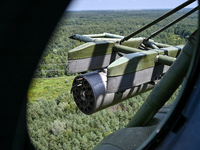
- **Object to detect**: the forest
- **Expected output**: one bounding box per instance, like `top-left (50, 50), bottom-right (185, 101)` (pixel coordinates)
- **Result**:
top-left (27, 9), bottom-right (198, 149)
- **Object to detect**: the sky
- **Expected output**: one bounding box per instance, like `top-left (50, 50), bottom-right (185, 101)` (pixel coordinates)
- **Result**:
top-left (67, 0), bottom-right (198, 11)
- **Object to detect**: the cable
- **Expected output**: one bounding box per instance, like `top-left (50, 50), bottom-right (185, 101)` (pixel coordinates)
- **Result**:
top-left (120, 0), bottom-right (196, 43)
top-left (146, 6), bottom-right (199, 40)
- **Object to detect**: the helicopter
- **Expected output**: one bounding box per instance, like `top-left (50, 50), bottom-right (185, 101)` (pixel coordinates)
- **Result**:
top-left (0, 0), bottom-right (200, 149)
top-left (67, 0), bottom-right (199, 149)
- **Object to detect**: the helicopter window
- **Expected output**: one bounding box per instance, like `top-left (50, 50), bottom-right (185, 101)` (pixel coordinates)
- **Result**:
top-left (26, 0), bottom-right (198, 149)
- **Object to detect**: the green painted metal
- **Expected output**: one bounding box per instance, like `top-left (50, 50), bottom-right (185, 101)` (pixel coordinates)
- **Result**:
top-left (69, 34), bottom-right (95, 42)
top-left (126, 30), bottom-right (197, 127)
top-left (107, 45), bottom-right (183, 77)
top-left (154, 42), bottom-right (172, 48)
top-left (121, 37), bottom-right (144, 48)
top-left (104, 33), bottom-right (124, 39)
top-left (159, 45), bottom-right (184, 57)
top-left (143, 40), bottom-right (158, 49)
top-left (83, 33), bottom-right (124, 39)
top-left (113, 44), bottom-right (143, 54)
top-left (151, 45), bottom-right (184, 57)
top-left (83, 33), bottom-right (106, 38)
top-left (93, 38), bottom-right (120, 42)
top-left (93, 36), bottom-right (144, 43)
top-left (69, 33), bottom-right (124, 42)
top-left (107, 51), bottom-right (157, 77)
top-left (68, 41), bottom-right (115, 60)
top-left (157, 55), bottom-right (176, 66)
top-left (68, 37), bottom-right (145, 60)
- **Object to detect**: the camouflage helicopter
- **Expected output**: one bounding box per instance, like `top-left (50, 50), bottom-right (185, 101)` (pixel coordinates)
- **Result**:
top-left (0, 0), bottom-right (200, 150)
top-left (67, 0), bottom-right (199, 149)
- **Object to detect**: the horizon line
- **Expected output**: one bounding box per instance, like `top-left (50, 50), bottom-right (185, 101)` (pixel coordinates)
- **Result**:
top-left (66, 7), bottom-right (195, 12)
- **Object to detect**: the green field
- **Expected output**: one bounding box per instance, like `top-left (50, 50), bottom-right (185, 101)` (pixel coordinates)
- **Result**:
top-left (28, 76), bottom-right (75, 101)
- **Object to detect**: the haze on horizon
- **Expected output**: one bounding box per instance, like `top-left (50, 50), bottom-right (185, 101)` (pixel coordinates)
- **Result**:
top-left (66, 0), bottom-right (198, 11)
